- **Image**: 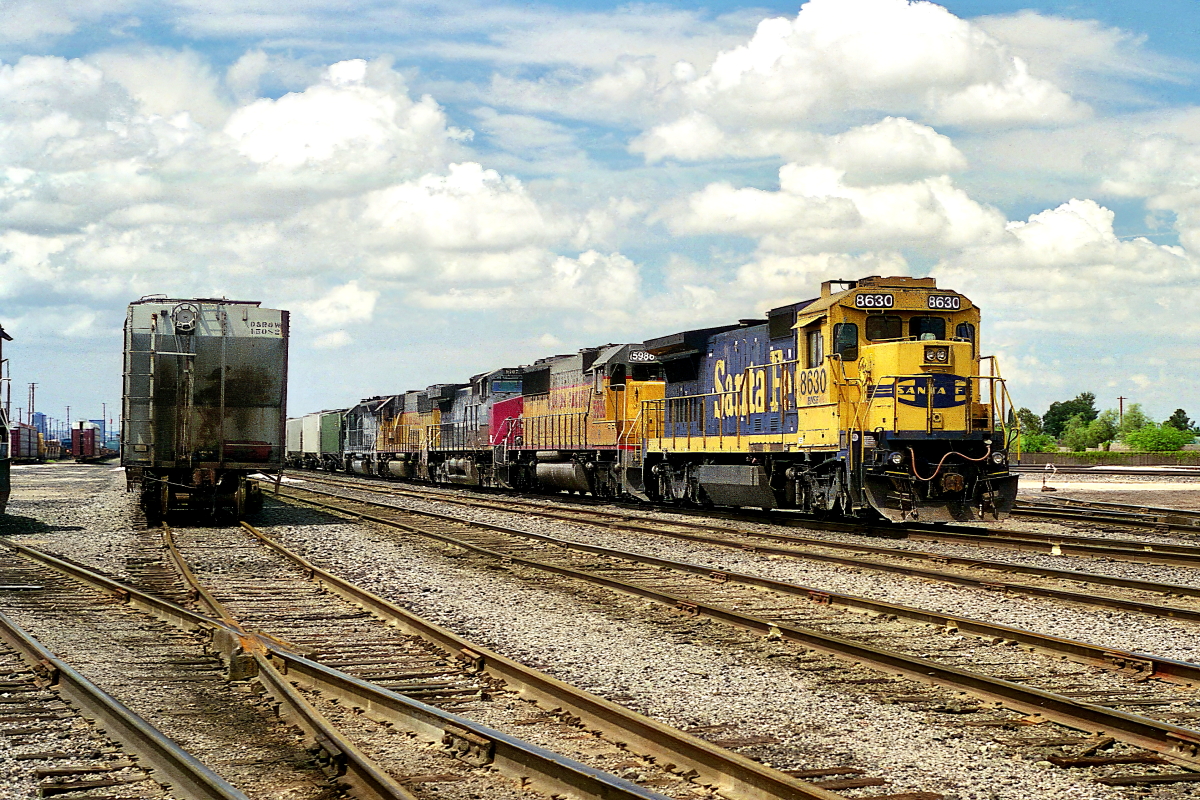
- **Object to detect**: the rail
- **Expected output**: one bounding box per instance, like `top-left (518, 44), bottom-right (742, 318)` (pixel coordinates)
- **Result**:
top-left (240, 501), bottom-right (848, 800)
top-left (0, 603), bottom-right (247, 800)
top-left (5, 538), bottom-right (675, 800)
top-left (264, 483), bottom-right (1200, 771)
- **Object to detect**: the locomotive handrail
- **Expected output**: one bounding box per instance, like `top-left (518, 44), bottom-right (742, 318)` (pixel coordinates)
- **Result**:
top-left (863, 372), bottom-right (1009, 438)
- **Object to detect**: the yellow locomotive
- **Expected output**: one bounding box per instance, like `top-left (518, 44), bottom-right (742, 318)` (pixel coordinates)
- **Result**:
top-left (640, 275), bottom-right (1018, 521)
top-left (291, 274), bottom-right (1018, 523)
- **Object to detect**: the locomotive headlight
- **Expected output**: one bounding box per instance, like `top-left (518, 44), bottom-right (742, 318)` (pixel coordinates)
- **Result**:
top-left (991, 451), bottom-right (1007, 465)
top-left (923, 346), bottom-right (949, 363)
top-left (888, 451), bottom-right (905, 465)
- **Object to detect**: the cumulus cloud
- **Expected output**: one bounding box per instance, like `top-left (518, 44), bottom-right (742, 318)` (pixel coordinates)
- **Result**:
top-left (299, 281), bottom-right (379, 327)
top-left (667, 163), bottom-right (1005, 253)
top-left (634, 115), bottom-right (966, 183)
top-left (629, 0), bottom-right (1087, 167)
top-left (90, 48), bottom-right (228, 128)
top-left (0, 48), bottom-right (656, 373)
top-left (360, 163), bottom-right (556, 254)
top-left (411, 250), bottom-right (640, 318)
top-left (225, 59), bottom-right (461, 175)
top-left (313, 330), bottom-right (353, 349)
top-left (684, 0), bottom-right (1086, 125)
top-left (936, 199), bottom-right (1200, 330)
top-left (1097, 125), bottom-right (1200, 254)
top-left (976, 11), bottom-right (1187, 100)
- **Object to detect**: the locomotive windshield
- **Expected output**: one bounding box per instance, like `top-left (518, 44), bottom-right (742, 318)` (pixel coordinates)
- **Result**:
top-left (909, 316), bottom-right (946, 340)
top-left (631, 363), bottom-right (663, 381)
top-left (865, 315), bottom-right (902, 340)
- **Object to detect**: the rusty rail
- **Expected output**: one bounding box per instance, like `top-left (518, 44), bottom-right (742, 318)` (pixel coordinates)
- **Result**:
top-left (0, 606), bottom-right (248, 800)
top-left (0, 540), bottom-right (728, 800)
top-left (269, 482), bottom-right (1200, 769)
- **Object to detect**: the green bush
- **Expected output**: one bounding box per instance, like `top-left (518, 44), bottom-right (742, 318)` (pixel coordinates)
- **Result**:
top-left (1019, 433), bottom-right (1059, 453)
top-left (1123, 425), bottom-right (1194, 452)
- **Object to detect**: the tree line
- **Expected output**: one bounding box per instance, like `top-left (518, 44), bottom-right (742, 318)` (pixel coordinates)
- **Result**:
top-left (1015, 393), bottom-right (1197, 453)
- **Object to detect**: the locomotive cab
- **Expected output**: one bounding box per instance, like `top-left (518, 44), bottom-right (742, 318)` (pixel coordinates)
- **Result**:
top-left (831, 278), bottom-right (1019, 521)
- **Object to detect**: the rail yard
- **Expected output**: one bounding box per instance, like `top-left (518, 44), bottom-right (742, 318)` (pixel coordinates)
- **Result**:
top-left (1, 281), bottom-right (1199, 800)
top-left (2, 460), bottom-right (1200, 800)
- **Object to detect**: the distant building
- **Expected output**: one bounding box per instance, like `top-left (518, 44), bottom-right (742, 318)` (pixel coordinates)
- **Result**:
top-left (89, 419), bottom-right (106, 441)
top-left (31, 412), bottom-right (47, 436)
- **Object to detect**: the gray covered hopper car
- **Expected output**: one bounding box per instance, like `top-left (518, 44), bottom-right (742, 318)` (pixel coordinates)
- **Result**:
top-left (122, 297), bottom-right (289, 520)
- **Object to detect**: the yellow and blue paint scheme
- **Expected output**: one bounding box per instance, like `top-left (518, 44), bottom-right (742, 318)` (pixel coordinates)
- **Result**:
top-left (642, 275), bottom-right (1018, 521)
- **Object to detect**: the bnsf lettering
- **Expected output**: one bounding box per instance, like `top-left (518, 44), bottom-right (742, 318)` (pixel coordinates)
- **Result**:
top-left (855, 293), bottom-right (893, 309)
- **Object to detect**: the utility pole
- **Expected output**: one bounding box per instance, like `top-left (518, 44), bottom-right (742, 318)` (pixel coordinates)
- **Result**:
top-left (1118, 396), bottom-right (1127, 425)
top-left (28, 383), bottom-right (36, 422)
top-left (0, 322), bottom-right (11, 419)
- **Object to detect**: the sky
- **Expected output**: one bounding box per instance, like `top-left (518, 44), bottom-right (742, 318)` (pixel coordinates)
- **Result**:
top-left (2, 0), bottom-right (1199, 434)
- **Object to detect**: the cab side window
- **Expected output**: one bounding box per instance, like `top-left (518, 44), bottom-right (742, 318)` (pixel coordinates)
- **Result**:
top-left (909, 316), bottom-right (946, 341)
top-left (955, 322), bottom-right (975, 342)
top-left (833, 322), bottom-right (858, 360)
top-left (806, 330), bottom-right (824, 368)
top-left (865, 315), bottom-right (902, 341)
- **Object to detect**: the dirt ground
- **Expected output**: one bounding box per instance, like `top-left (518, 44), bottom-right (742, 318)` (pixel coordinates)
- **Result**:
top-left (1018, 477), bottom-right (1200, 511)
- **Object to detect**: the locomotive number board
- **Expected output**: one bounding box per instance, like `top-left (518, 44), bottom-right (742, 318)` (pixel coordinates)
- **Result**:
top-left (854, 293), bottom-right (963, 310)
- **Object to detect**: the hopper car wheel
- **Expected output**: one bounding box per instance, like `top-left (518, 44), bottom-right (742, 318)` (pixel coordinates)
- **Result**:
top-left (141, 481), bottom-right (162, 523)
top-left (235, 480), bottom-right (247, 519)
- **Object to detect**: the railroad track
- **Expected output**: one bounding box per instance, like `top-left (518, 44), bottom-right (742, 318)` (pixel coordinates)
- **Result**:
top-left (1013, 497), bottom-right (1200, 531)
top-left (263, 476), bottom-right (1200, 786)
top-left (0, 539), bottom-right (683, 800)
top-left (2, 526), bottom-right (880, 800)
top-left (1013, 465), bottom-right (1200, 477)
top-left (273, 473), bottom-right (1200, 624)
top-left (287, 469), bottom-right (1200, 558)
top-left (0, 549), bottom-right (251, 800)
top-left (157, 522), bottom-right (722, 800)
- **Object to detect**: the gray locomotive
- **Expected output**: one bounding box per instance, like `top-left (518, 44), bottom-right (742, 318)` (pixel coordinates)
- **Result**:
top-left (121, 297), bottom-right (289, 520)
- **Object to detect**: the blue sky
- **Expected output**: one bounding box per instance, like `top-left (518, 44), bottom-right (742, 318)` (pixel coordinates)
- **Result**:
top-left (2, 0), bottom-right (1199, 436)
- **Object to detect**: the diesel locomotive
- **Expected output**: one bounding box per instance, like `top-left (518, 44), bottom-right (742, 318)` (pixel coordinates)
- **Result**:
top-left (289, 275), bottom-right (1018, 522)
top-left (121, 297), bottom-right (289, 520)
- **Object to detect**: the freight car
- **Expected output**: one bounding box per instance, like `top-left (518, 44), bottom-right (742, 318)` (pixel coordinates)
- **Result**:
top-left (73, 423), bottom-right (118, 463)
top-left (10, 423), bottom-right (44, 463)
top-left (121, 297), bottom-right (289, 520)
top-left (291, 275), bottom-right (1018, 522)
top-left (0, 407), bottom-right (8, 513)
top-left (286, 409), bottom-right (345, 470)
